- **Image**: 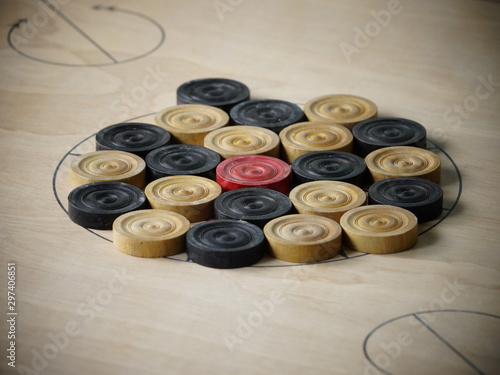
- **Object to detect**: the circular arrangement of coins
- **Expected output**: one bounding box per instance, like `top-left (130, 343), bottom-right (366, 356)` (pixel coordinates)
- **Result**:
top-left (66, 78), bottom-right (445, 267)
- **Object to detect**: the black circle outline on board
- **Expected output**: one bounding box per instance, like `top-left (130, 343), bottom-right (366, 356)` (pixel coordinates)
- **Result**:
top-left (7, 5), bottom-right (165, 67)
top-left (52, 115), bottom-right (462, 267)
top-left (363, 309), bottom-right (500, 375)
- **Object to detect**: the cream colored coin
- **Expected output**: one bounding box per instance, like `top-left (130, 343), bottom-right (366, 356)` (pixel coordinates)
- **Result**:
top-left (303, 94), bottom-right (377, 130)
top-left (365, 146), bottom-right (441, 183)
top-left (113, 209), bottom-right (190, 257)
top-left (145, 175), bottom-right (222, 222)
top-left (70, 150), bottom-right (145, 189)
top-left (289, 181), bottom-right (366, 222)
top-left (155, 104), bottom-right (229, 145)
top-left (264, 214), bottom-right (342, 263)
top-left (340, 205), bottom-right (418, 254)
top-left (204, 125), bottom-right (280, 159)
top-left (279, 121), bottom-right (353, 163)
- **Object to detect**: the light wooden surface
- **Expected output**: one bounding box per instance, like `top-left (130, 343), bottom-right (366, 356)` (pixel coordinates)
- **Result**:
top-left (1, 1), bottom-right (499, 374)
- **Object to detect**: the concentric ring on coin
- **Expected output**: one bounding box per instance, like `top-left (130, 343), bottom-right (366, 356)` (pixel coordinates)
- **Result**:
top-left (264, 214), bottom-right (342, 263)
top-left (304, 94), bottom-right (377, 130)
top-left (280, 121), bottom-right (353, 162)
top-left (340, 205), bottom-right (418, 254)
top-left (113, 209), bottom-right (190, 257)
top-left (365, 146), bottom-right (441, 183)
top-left (70, 150), bottom-right (146, 189)
top-left (290, 181), bottom-right (366, 222)
top-left (204, 125), bottom-right (280, 159)
top-left (155, 104), bottom-right (229, 145)
top-left (145, 175), bottom-right (221, 222)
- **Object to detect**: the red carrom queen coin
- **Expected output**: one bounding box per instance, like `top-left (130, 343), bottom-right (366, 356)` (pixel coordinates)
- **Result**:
top-left (216, 155), bottom-right (291, 194)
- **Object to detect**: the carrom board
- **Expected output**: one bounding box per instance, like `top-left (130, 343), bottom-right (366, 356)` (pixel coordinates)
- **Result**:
top-left (0, 0), bottom-right (499, 374)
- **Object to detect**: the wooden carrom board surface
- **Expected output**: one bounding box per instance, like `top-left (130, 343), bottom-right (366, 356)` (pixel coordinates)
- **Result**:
top-left (1, 0), bottom-right (499, 374)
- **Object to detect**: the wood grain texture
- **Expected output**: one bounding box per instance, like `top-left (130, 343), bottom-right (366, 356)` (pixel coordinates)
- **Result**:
top-left (289, 180), bottom-right (366, 222)
top-left (144, 175), bottom-right (221, 222)
top-left (303, 94), bottom-right (377, 130)
top-left (204, 125), bottom-right (280, 159)
top-left (365, 146), bottom-right (441, 183)
top-left (279, 121), bottom-right (353, 163)
top-left (340, 205), bottom-right (418, 254)
top-left (70, 150), bottom-right (146, 188)
top-left (1, 1), bottom-right (499, 375)
top-left (113, 209), bottom-right (190, 257)
top-left (155, 104), bottom-right (229, 145)
top-left (264, 214), bottom-right (342, 263)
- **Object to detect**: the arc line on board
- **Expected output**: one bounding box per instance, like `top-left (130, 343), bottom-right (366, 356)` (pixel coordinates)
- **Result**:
top-left (413, 314), bottom-right (485, 375)
top-left (363, 310), bottom-right (500, 375)
top-left (41, 0), bottom-right (117, 63)
top-left (7, 5), bottom-right (165, 67)
top-left (418, 139), bottom-right (462, 236)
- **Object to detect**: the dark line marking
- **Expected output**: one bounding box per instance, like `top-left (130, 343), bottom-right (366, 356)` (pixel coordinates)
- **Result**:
top-left (52, 132), bottom-right (97, 215)
top-left (413, 314), bottom-right (485, 374)
top-left (167, 252), bottom-right (365, 267)
top-left (11, 18), bottom-right (27, 28)
top-left (338, 249), bottom-right (350, 259)
top-left (442, 207), bottom-right (451, 211)
top-left (418, 139), bottom-right (462, 236)
top-left (86, 229), bottom-right (112, 242)
top-left (52, 133), bottom-right (114, 242)
top-left (68, 152), bottom-right (81, 156)
top-left (91, 5), bottom-right (166, 65)
top-left (363, 310), bottom-right (500, 375)
top-left (218, 252), bottom-right (365, 268)
top-left (165, 256), bottom-right (190, 263)
top-left (42, 0), bottom-right (117, 63)
top-left (7, 5), bottom-right (165, 67)
top-left (52, 114), bottom-right (157, 243)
